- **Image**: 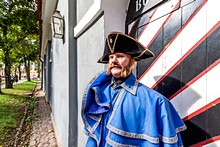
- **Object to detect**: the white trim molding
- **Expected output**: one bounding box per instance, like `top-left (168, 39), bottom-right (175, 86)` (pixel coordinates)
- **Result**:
top-left (74, 0), bottom-right (103, 38)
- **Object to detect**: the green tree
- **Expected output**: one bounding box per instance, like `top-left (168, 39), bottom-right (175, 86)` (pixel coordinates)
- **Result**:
top-left (0, 0), bottom-right (39, 88)
top-left (12, 35), bottom-right (39, 81)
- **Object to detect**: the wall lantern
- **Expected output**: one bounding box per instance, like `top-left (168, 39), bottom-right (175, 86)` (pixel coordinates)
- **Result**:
top-left (51, 10), bottom-right (64, 39)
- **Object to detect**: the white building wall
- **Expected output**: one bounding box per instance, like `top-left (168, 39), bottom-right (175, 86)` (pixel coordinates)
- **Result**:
top-left (50, 1), bottom-right (69, 147)
top-left (77, 0), bottom-right (94, 22)
top-left (43, 0), bottom-right (130, 146)
top-left (77, 15), bottom-right (105, 147)
top-left (75, 0), bottom-right (130, 146)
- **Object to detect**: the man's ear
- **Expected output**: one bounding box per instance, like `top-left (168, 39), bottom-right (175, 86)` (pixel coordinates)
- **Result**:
top-left (129, 57), bottom-right (136, 69)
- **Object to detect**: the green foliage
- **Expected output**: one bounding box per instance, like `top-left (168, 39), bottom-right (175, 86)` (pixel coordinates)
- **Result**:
top-left (0, 50), bottom-right (3, 63)
top-left (12, 35), bottom-right (40, 63)
top-left (0, 1), bottom-right (39, 86)
top-left (0, 0), bottom-right (40, 62)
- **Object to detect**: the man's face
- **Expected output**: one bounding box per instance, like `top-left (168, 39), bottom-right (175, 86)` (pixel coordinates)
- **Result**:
top-left (108, 53), bottom-right (131, 78)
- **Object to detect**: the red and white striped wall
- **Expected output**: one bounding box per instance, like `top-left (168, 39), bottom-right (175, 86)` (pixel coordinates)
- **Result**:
top-left (128, 0), bottom-right (220, 146)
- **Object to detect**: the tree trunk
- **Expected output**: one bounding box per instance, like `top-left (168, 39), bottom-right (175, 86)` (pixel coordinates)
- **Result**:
top-left (18, 64), bottom-right (22, 80)
top-left (3, 26), bottom-right (13, 88)
top-left (27, 61), bottom-right (31, 81)
top-left (14, 67), bottom-right (17, 76)
top-left (37, 60), bottom-right (40, 78)
top-left (24, 58), bottom-right (31, 81)
top-left (5, 49), bottom-right (13, 88)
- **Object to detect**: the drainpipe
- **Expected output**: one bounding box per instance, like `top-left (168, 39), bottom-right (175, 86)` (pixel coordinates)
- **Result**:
top-left (39, 56), bottom-right (44, 90)
top-left (68, 0), bottom-right (78, 146)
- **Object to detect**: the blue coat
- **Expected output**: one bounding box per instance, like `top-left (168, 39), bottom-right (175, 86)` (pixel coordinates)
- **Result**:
top-left (82, 71), bottom-right (186, 147)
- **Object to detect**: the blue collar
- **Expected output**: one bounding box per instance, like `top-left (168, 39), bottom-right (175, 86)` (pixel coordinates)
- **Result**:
top-left (110, 74), bottom-right (138, 95)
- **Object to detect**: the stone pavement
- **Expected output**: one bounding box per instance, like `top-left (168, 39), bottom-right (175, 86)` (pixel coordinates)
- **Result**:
top-left (28, 82), bottom-right (58, 147)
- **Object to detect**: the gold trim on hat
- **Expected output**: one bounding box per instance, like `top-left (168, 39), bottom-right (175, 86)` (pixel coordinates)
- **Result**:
top-left (99, 32), bottom-right (154, 63)
top-left (106, 36), bottom-right (113, 53)
top-left (107, 33), bottom-right (119, 53)
top-left (112, 34), bottom-right (119, 53)
top-left (134, 48), bottom-right (155, 60)
top-left (109, 32), bottom-right (154, 60)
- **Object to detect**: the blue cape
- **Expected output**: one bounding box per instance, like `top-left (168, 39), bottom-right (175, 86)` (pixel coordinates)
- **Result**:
top-left (81, 71), bottom-right (186, 146)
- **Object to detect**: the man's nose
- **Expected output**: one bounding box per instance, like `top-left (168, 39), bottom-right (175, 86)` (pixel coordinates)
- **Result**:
top-left (111, 57), bottom-right (118, 63)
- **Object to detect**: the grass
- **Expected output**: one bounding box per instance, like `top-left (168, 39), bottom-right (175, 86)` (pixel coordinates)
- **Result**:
top-left (0, 80), bottom-right (37, 146)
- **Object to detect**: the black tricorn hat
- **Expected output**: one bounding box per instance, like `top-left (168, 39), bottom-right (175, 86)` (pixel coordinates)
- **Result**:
top-left (98, 32), bottom-right (154, 64)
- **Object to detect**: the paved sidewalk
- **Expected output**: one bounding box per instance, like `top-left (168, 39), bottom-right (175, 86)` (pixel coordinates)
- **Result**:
top-left (28, 82), bottom-right (58, 147)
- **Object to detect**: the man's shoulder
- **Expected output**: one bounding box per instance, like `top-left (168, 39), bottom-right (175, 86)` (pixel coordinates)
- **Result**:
top-left (86, 71), bottom-right (111, 87)
top-left (136, 82), bottom-right (155, 93)
top-left (137, 82), bottom-right (167, 100)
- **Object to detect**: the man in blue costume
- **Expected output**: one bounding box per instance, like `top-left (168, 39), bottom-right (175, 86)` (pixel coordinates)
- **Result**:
top-left (82, 32), bottom-right (186, 147)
